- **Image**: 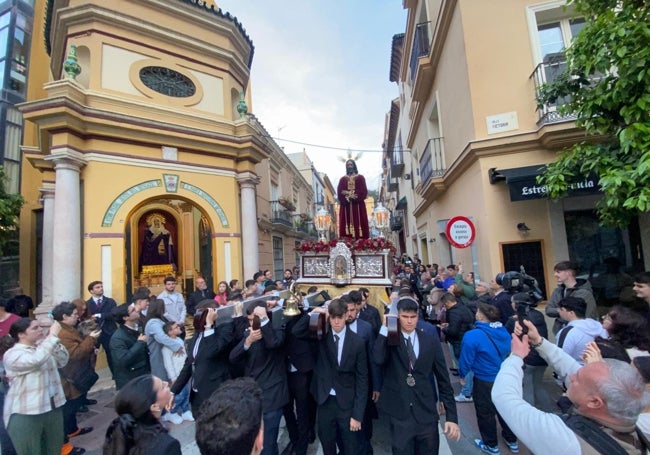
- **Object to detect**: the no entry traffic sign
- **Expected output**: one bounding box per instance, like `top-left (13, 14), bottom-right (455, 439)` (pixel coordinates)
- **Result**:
top-left (445, 216), bottom-right (476, 249)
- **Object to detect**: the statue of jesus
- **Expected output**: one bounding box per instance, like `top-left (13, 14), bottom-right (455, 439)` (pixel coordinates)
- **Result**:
top-left (337, 159), bottom-right (369, 239)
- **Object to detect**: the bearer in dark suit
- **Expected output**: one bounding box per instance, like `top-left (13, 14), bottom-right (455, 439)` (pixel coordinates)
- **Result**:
top-left (344, 292), bottom-right (381, 454)
top-left (358, 287), bottom-right (382, 336)
top-left (309, 299), bottom-right (368, 455)
top-left (85, 280), bottom-right (118, 375)
top-left (230, 305), bottom-right (288, 455)
top-left (281, 310), bottom-right (317, 455)
top-left (171, 304), bottom-right (233, 416)
top-left (374, 298), bottom-right (460, 454)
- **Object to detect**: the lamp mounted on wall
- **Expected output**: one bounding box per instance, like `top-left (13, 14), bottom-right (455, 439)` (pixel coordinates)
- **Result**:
top-left (517, 222), bottom-right (531, 232)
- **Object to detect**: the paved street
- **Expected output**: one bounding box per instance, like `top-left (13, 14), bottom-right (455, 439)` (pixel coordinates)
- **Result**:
top-left (74, 346), bottom-right (560, 454)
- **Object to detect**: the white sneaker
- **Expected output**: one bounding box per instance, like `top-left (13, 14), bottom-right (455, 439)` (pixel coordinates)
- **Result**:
top-left (454, 393), bottom-right (473, 403)
top-left (181, 410), bottom-right (195, 422)
top-left (163, 412), bottom-right (183, 425)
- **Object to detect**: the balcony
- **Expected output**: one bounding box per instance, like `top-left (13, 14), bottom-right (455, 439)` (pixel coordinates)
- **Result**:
top-left (390, 213), bottom-right (403, 232)
top-left (530, 52), bottom-right (577, 125)
top-left (419, 137), bottom-right (445, 188)
top-left (390, 149), bottom-right (404, 177)
top-left (270, 200), bottom-right (293, 228)
top-left (385, 171), bottom-right (398, 192)
top-left (409, 22), bottom-right (431, 83)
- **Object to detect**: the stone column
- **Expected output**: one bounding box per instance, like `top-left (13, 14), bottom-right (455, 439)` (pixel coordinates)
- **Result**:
top-left (45, 150), bottom-right (86, 303)
top-left (237, 174), bottom-right (260, 281)
top-left (33, 184), bottom-right (55, 323)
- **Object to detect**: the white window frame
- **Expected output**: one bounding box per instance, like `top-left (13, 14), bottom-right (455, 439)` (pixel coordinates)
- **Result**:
top-left (526, 0), bottom-right (582, 65)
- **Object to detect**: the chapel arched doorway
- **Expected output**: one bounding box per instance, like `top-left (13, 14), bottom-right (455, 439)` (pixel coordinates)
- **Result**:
top-left (125, 197), bottom-right (214, 300)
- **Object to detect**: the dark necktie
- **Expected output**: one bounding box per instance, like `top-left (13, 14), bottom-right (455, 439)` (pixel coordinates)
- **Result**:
top-left (406, 336), bottom-right (416, 365)
top-left (333, 334), bottom-right (340, 365)
top-left (97, 298), bottom-right (102, 309)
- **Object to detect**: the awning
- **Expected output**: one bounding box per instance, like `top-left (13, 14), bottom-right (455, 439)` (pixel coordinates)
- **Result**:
top-left (395, 196), bottom-right (407, 210)
top-left (489, 166), bottom-right (600, 202)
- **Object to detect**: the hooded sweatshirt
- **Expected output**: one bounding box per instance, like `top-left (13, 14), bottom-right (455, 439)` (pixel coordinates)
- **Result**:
top-left (546, 279), bottom-right (598, 334)
top-left (458, 321), bottom-right (511, 382)
top-left (557, 318), bottom-right (607, 364)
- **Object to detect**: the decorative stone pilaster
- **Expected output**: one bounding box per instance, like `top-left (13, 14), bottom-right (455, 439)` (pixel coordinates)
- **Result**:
top-left (33, 184), bottom-right (55, 325)
top-left (44, 150), bottom-right (86, 304)
top-left (237, 173), bottom-right (260, 280)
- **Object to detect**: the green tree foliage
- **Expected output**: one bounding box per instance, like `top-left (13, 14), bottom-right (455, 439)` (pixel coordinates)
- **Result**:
top-left (537, 0), bottom-right (650, 226)
top-left (0, 167), bottom-right (23, 255)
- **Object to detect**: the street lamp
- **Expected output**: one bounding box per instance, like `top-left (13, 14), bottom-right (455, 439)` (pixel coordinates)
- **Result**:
top-left (314, 207), bottom-right (332, 242)
top-left (372, 202), bottom-right (390, 238)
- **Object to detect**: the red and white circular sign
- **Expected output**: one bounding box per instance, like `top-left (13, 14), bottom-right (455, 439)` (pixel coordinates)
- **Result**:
top-left (445, 216), bottom-right (476, 249)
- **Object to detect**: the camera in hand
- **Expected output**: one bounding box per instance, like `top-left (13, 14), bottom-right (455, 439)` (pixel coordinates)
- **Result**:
top-left (500, 266), bottom-right (543, 336)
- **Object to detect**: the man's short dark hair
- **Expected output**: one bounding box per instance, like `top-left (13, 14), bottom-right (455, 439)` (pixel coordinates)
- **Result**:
top-left (245, 279), bottom-right (256, 288)
top-left (328, 299), bottom-right (347, 318)
top-left (52, 301), bottom-right (77, 322)
top-left (263, 284), bottom-right (278, 293)
top-left (348, 290), bottom-right (362, 304)
top-left (253, 271), bottom-right (263, 281)
top-left (554, 261), bottom-right (579, 274)
top-left (196, 377), bottom-right (262, 455)
top-left (162, 321), bottom-right (176, 335)
top-left (229, 279), bottom-right (238, 289)
top-left (228, 290), bottom-right (244, 302)
top-left (440, 293), bottom-right (456, 305)
top-left (134, 286), bottom-right (151, 296)
top-left (307, 286), bottom-right (318, 294)
top-left (339, 294), bottom-right (352, 304)
top-left (132, 290), bottom-right (149, 302)
top-left (558, 296), bottom-right (587, 318)
top-left (112, 303), bottom-right (131, 324)
top-left (163, 276), bottom-right (176, 284)
top-left (397, 298), bottom-right (419, 313)
top-left (87, 280), bottom-right (102, 292)
top-left (635, 272), bottom-right (650, 285)
top-left (477, 303), bottom-right (500, 322)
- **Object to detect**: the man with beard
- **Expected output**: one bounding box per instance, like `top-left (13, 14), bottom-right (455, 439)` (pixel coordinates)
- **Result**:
top-left (337, 159), bottom-right (369, 239)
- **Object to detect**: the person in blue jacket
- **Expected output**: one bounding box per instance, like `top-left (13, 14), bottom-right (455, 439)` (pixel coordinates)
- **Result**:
top-left (459, 303), bottom-right (519, 455)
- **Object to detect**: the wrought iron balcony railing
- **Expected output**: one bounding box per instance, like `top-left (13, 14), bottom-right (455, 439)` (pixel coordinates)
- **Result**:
top-left (409, 21), bottom-right (431, 83)
top-left (530, 52), bottom-right (577, 125)
top-left (269, 201), bottom-right (293, 227)
top-left (419, 137), bottom-right (445, 187)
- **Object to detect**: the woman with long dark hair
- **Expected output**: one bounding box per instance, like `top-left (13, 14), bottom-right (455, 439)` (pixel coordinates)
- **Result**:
top-left (601, 304), bottom-right (650, 358)
top-left (103, 374), bottom-right (180, 455)
top-left (170, 300), bottom-right (233, 416)
top-left (144, 300), bottom-right (183, 383)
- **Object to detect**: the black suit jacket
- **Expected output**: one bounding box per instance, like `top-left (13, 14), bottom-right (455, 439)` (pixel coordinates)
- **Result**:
top-left (171, 322), bottom-right (233, 408)
top-left (349, 319), bottom-right (381, 392)
top-left (374, 327), bottom-right (458, 425)
top-left (311, 327), bottom-right (368, 422)
top-left (186, 288), bottom-right (216, 316)
top-left (358, 304), bottom-right (382, 335)
top-left (86, 296), bottom-right (118, 342)
top-left (229, 321), bottom-right (289, 412)
top-left (283, 313), bottom-right (316, 373)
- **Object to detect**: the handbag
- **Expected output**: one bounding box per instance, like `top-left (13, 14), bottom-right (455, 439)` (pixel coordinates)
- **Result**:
top-left (60, 364), bottom-right (99, 393)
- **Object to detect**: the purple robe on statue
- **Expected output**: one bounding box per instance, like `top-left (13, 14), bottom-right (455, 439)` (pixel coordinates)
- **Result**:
top-left (337, 173), bottom-right (369, 239)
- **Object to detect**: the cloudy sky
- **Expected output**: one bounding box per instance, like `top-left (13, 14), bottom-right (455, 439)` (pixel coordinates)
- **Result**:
top-left (216, 1), bottom-right (407, 191)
